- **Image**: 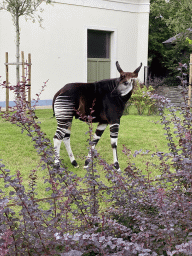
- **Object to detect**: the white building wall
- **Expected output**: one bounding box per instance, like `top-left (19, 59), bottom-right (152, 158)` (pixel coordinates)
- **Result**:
top-left (0, 0), bottom-right (150, 106)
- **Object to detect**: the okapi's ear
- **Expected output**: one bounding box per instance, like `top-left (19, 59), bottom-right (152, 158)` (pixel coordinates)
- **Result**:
top-left (133, 62), bottom-right (142, 74)
top-left (116, 61), bottom-right (124, 74)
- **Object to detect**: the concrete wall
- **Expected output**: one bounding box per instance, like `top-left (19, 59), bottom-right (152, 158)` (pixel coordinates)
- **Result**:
top-left (0, 0), bottom-right (150, 106)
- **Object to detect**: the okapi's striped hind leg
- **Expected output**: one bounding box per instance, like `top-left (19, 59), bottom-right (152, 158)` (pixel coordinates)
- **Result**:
top-left (110, 123), bottom-right (121, 172)
top-left (53, 129), bottom-right (78, 168)
top-left (53, 138), bottom-right (62, 167)
top-left (53, 95), bottom-right (78, 168)
top-left (63, 132), bottom-right (79, 168)
top-left (84, 123), bottom-right (108, 168)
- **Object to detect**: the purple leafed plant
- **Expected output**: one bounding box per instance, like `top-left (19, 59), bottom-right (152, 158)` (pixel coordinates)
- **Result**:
top-left (0, 67), bottom-right (191, 255)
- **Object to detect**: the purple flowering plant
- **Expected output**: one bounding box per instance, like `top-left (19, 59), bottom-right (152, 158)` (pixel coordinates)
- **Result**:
top-left (0, 65), bottom-right (191, 255)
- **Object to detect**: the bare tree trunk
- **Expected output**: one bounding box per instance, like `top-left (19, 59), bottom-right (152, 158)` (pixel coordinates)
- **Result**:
top-left (15, 10), bottom-right (20, 86)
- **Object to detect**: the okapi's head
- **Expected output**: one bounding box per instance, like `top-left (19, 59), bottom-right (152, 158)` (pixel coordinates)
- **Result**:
top-left (116, 61), bottom-right (142, 96)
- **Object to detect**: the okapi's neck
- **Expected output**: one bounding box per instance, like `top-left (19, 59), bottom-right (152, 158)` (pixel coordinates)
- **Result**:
top-left (95, 78), bottom-right (120, 94)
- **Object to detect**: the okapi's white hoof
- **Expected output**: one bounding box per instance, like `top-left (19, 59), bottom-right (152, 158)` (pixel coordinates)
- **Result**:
top-left (114, 162), bottom-right (121, 173)
top-left (71, 160), bottom-right (79, 168)
top-left (84, 159), bottom-right (90, 169)
top-left (54, 162), bottom-right (60, 169)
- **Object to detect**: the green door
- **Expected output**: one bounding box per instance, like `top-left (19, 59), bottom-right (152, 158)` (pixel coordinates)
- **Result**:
top-left (87, 30), bottom-right (111, 83)
top-left (87, 58), bottom-right (110, 83)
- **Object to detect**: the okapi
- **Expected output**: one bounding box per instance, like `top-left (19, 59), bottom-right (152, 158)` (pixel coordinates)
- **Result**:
top-left (53, 61), bottom-right (142, 172)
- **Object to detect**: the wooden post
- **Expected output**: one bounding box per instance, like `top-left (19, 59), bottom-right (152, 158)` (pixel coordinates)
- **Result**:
top-left (21, 51), bottom-right (25, 92)
top-left (5, 52), bottom-right (9, 112)
top-left (4, 51), bottom-right (31, 110)
top-left (28, 53), bottom-right (31, 107)
top-left (189, 54), bottom-right (192, 107)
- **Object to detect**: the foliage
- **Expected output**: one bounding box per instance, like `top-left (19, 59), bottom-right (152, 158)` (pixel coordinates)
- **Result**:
top-left (164, 0), bottom-right (192, 34)
top-left (148, 0), bottom-right (192, 81)
top-left (148, 0), bottom-right (174, 77)
top-left (186, 37), bottom-right (192, 45)
top-left (0, 0), bottom-right (48, 22)
top-left (0, 0), bottom-right (50, 84)
top-left (163, 35), bottom-right (192, 86)
top-left (0, 74), bottom-right (192, 255)
top-left (127, 82), bottom-right (158, 115)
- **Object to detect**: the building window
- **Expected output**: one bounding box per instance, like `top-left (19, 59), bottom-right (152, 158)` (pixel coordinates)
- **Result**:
top-left (87, 30), bottom-right (110, 58)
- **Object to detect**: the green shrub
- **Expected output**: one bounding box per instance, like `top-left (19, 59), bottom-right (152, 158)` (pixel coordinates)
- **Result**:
top-left (129, 82), bottom-right (157, 115)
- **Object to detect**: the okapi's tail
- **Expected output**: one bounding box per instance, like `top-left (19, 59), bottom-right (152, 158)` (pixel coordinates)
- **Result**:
top-left (52, 96), bottom-right (56, 117)
top-left (52, 88), bottom-right (63, 117)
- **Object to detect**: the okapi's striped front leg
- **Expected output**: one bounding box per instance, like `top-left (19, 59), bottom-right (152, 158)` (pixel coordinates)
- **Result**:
top-left (84, 123), bottom-right (108, 168)
top-left (110, 123), bottom-right (121, 172)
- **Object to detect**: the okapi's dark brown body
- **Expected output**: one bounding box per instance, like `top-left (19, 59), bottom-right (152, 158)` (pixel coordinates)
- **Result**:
top-left (53, 61), bottom-right (142, 171)
top-left (53, 78), bottom-right (132, 124)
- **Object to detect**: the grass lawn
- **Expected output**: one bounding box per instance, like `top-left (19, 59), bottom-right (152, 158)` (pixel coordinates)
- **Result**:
top-left (0, 108), bottom-right (170, 200)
